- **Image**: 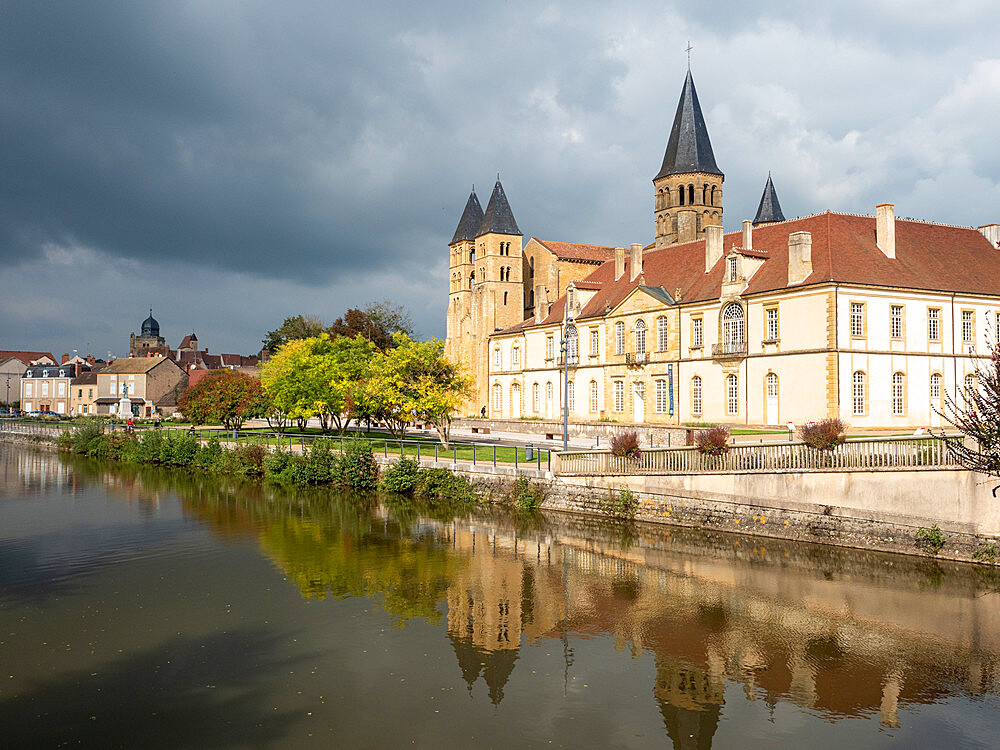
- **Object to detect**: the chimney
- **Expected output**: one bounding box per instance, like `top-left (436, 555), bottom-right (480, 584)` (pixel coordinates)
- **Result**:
top-left (705, 225), bottom-right (723, 273)
top-left (876, 203), bottom-right (895, 259)
top-left (534, 284), bottom-right (548, 323)
top-left (61, 353), bottom-right (69, 364)
top-left (615, 247), bottom-right (626, 280)
top-left (629, 243), bottom-right (643, 281)
top-left (742, 220), bottom-right (753, 250)
top-left (788, 231), bottom-right (813, 285)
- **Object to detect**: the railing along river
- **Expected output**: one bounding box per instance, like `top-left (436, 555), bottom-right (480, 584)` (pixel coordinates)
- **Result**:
top-left (557, 435), bottom-right (961, 476)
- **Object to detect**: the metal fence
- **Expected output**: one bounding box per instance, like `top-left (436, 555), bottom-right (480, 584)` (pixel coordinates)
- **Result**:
top-left (557, 434), bottom-right (962, 476)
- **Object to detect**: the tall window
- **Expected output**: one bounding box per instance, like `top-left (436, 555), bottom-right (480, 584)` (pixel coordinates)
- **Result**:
top-left (765, 307), bottom-right (779, 341)
top-left (41, 382), bottom-right (49, 396)
top-left (546, 382), bottom-right (554, 412)
top-left (615, 322), bottom-right (625, 355)
top-left (590, 328), bottom-right (599, 356)
top-left (613, 381), bottom-right (624, 412)
top-left (566, 325), bottom-right (578, 363)
top-left (850, 302), bottom-right (865, 337)
top-left (962, 310), bottom-right (975, 344)
top-left (890, 305), bottom-right (903, 339)
top-left (692, 318), bottom-right (703, 348)
top-left (726, 374), bottom-right (739, 415)
top-left (928, 308), bottom-right (940, 341)
top-left (566, 287), bottom-right (575, 309)
top-left (930, 373), bottom-right (941, 402)
top-left (655, 379), bottom-right (667, 413)
top-left (512, 382), bottom-right (520, 411)
top-left (766, 372), bottom-right (778, 399)
top-left (546, 336), bottom-right (554, 359)
top-left (589, 380), bottom-right (598, 412)
top-left (891, 372), bottom-right (905, 415)
top-left (25, 382), bottom-right (32, 396)
top-left (691, 376), bottom-right (702, 415)
top-left (852, 371), bottom-right (866, 416)
top-left (722, 303), bottom-right (745, 353)
top-left (567, 381), bottom-right (575, 413)
top-left (512, 346), bottom-right (520, 365)
top-left (634, 320), bottom-right (646, 355)
top-left (965, 374), bottom-right (975, 401)
top-left (494, 348), bottom-right (501, 368)
top-left (533, 382), bottom-right (539, 412)
top-left (657, 317), bottom-right (668, 351)
top-left (727, 255), bottom-right (738, 282)
top-left (492, 383), bottom-right (502, 413)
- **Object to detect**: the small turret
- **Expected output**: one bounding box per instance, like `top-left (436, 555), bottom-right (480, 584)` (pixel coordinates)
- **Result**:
top-left (753, 173), bottom-right (786, 226)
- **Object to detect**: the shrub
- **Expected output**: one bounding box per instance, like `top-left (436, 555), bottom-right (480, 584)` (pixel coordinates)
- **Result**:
top-left (694, 426), bottom-right (730, 456)
top-left (508, 475), bottom-right (546, 511)
top-left (601, 486), bottom-right (639, 520)
top-left (56, 430), bottom-right (74, 449)
top-left (610, 431), bottom-right (642, 461)
top-left (798, 418), bottom-right (848, 452)
top-left (216, 443), bottom-right (267, 477)
top-left (917, 525), bottom-right (946, 554)
top-left (333, 437), bottom-right (379, 490)
top-left (304, 437), bottom-right (339, 484)
top-left (973, 542), bottom-right (998, 564)
top-left (380, 457), bottom-right (421, 493)
top-left (196, 436), bottom-right (223, 469)
top-left (413, 468), bottom-right (478, 503)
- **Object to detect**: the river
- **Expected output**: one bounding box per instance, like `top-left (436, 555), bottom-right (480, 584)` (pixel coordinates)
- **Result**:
top-left (1, 442), bottom-right (998, 748)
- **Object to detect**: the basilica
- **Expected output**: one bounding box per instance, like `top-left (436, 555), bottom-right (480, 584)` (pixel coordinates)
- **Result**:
top-left (445, 69), bottom-right (1000, 428)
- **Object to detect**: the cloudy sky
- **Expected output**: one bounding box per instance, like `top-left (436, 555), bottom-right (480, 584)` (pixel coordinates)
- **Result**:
top-left (2, 1), bottom-right (998, 359)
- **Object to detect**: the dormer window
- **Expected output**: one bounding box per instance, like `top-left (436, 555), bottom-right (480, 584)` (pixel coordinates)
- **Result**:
top-left (727, 255), bottom-right (738, 282)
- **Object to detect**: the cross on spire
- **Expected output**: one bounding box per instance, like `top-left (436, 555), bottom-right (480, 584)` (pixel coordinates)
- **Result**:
top-left (686, 41), bottom-right (693, 70)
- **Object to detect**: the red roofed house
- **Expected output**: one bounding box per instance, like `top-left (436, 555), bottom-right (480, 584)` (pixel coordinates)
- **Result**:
top-left (446, 69), bottom-right (1000, 428)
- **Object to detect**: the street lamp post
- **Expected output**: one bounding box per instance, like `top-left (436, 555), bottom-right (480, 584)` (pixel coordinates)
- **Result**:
top-left (561, 283), bottom-right (576, 452)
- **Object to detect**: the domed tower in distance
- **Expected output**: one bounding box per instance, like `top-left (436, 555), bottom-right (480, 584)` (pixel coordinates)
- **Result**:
top-left (130, 308), bottom-right (166, 356)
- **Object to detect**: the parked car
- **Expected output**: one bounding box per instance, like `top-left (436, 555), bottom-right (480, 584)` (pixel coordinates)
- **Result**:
top-left (27, 410), bottom-right (42, 417)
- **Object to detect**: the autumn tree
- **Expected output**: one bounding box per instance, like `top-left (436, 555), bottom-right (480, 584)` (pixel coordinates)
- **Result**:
top-left (178, 370), bottom-right (270, 430)
top-left (364, 300), bottom-right (415, 339)
top-left (328, 308), bottom-right (393, 350)
top-left (260, 334), bottom-right (374, 433)
top-left (363, 333), bottom-right (471, 446)
top-left (941, 343), bottom-right (1000, 495)
top-left (261, 314), bottom-right (327, 355)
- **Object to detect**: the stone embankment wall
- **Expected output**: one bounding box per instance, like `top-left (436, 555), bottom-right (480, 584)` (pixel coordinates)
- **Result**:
top-left (453, 417), bottom-right (691, 447)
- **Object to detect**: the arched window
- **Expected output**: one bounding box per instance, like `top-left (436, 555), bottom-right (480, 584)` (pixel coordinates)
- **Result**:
top-left (546, 381), bottom-right (554, 412)
top-left (726, 374), bottom-right (739, 415)
top-left (702, 184), bottom-right (708, 204)
top-left (503, 291), bottom-right (508, 305)
top-left (492, 383), bottom-right (503, 414)
top-left (566, 324), bottom-right (578, 363)
top-left (852, 371), bottom-right (866, 416)
top-left (634, 319), bottom-right (646, 355)
top-left (615, 321), bottom-right (625, 355)
top-left (766, 372), bottom-right (778, 398)
top-left (722, 303), bottom-right (745, 353)
top-left (512, 382), bottom-right (521, 410)
top-left (529, 257), bottom-right (534, 276)
top-left (656, 188), bottom-right (663, 210)
top-left (589, 380), bottom-right (598, 412)
top-left (679, 186), bottom-right (685, 206)
top-left (930, 373), bottom-right (941, 402)
top-left (494, 348), bottom-right (501, 368)
top-left (664, 188), bottom-right (671, 208)
top-left (567, 381), bottom-right (575, 413)
top-left (469, 271), bottom-right (475, 290)
top-left (512, 346), bottom-right (520, 366)
top-left (657, 316), bottom-right (668, 352)
top-left (470, 249), bottom-right (475, 264)
top-left (892, 372), bottom-right (905, 415)
top-left (691, 375), bottom-right (702, 416)
top-left (532, 382), bottom-right (539, 412)
top-left (688, 184), bottom-right (695, 204)
top-left (710, 185), bottom-right (717, 206)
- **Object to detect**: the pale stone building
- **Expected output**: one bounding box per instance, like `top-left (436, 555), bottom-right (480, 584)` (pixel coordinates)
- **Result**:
top-left (445, 68), bottom-right (1000, 428)
top-left (20, 362), bottom-right (82, 415)
top-left (94, 357), bottom-right (188, 417)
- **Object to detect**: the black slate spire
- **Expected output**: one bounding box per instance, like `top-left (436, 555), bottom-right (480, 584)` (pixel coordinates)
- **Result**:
top-left (450, 188), bottom-right (484, 244)
top-left (655, 70), bottom-right (723, 179)
top-left (476, 179), bottom-right (521, 237)
top-left (753, 173), bottom-right (786, 224)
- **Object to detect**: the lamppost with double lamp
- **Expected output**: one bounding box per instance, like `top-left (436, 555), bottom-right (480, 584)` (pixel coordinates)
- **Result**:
top-left (560, 283), bottom-right (577, 451)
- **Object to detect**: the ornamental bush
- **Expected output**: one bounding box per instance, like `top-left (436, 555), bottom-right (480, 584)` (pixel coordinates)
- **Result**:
top-left (798, 418), bottom-right (848, 452)
top-left (610, 431), bottom-right (642, 460)
top-left (694, 426), bottom-right (730, 456)
top-left (380, 457), bottom-right (421, 493)
top-left (332, 437), bottom-right (379, 490)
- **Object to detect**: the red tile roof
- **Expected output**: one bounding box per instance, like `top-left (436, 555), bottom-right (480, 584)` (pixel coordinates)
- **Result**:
top-left (529, 212), bottom-right (1000, 328)
top-left (534, 239), bottom-right (616, 263)
top-left (0, 350), bottom-right (57, 366)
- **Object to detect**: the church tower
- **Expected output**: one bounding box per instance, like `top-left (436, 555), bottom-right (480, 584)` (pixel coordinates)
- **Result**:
top-left (653, 70), bottom-right (724, 248)
top-left (446, 188), bottom-right (483, 366)
top-left (752, 173), bottom-right (786, 227)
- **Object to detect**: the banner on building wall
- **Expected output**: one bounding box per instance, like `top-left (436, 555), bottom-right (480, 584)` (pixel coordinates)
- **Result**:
top-left (667, 364), bottom-right (674, 415)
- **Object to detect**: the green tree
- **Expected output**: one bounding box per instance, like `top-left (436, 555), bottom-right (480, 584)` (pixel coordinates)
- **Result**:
top-left (178, 370), bottom-right (270, 429)
top-left (363, 333), bottom-right (471, 446)
top-left (261, 314), bottom-right (326, 355)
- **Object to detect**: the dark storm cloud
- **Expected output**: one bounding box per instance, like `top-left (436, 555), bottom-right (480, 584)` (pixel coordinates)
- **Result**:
top-left (0, 1), bottom-right (997, 357)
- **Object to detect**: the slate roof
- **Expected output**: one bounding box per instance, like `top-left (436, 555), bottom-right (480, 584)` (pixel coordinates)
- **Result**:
top-left (655, 70), bottom-right (723, 179)
top-left (753, 173), bottom-right (786, 224)
top-left (534, 239), bottom-right (616, 263)
top-left (24, 364), bottom-right (78, 379)
top-left (525, 212), bottom-right (1000, 329)
top-left (450, 189), bottom-right (485, 244)
top-left (140, 309), bottom-right (160, 337)
top-left (477, 179), bottom-right (521, 237)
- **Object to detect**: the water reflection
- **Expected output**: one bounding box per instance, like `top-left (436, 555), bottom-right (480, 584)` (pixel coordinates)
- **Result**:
top-left (5, 445), bottom-right (1000, 748)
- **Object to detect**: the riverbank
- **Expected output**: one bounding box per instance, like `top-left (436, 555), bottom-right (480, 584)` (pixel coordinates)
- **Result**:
top-left (3, 426), bottom-right (996, 566)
